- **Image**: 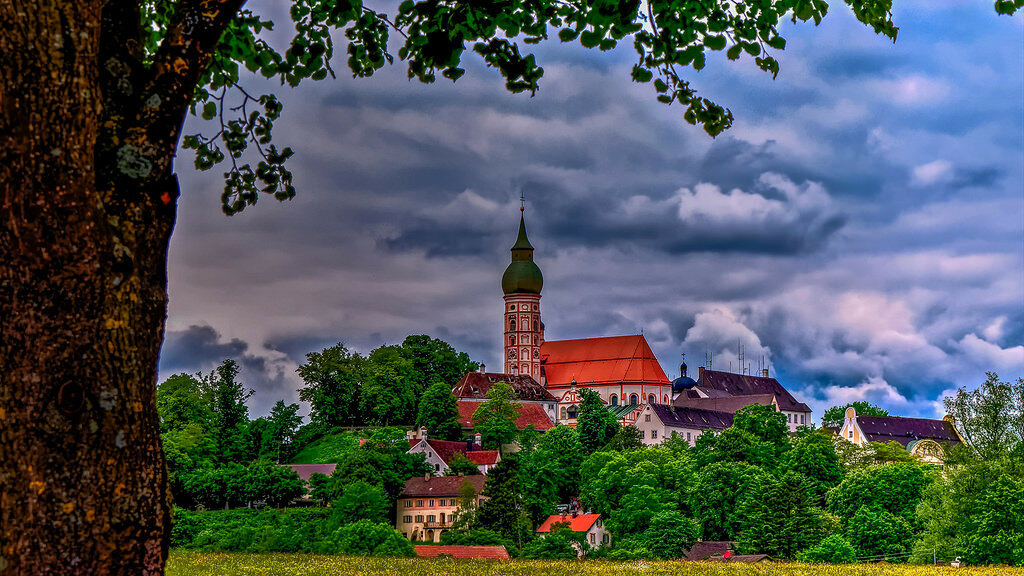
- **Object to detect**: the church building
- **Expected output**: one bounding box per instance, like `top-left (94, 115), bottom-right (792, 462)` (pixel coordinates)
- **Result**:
top-left (498, 207), bottom-right (671, 426)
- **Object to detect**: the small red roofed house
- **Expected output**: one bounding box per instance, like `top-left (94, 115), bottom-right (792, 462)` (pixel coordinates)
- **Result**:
top-left (536, 513), bottom-right (611, 551)
top-left (541, 335), bottom-right (671, 425)
top-left (407, 428), bottom-right (500, 475)
top-left (414, 545), bottom-right (510, 560)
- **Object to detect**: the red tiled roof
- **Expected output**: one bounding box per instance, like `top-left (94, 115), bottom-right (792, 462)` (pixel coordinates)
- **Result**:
top-left (696, 370), bottom-right (811, 412)
top-left (536, 513), bottom-right (601, 533)
top-left (414, 545), bottom-right (510, 560)
top-left (541, 335), bottom-right (671, 388)
top-left (465, 451), bottom-right (500, 466)
top-left (410, 438), bottom-right (500, 467)
top-left (457, 401), bottom-right (554, 431)
top-left (452, 372), bottom-right (557, 402)
top-left (401, 475), bottom-right (487, 497)
top-left (283, 463), bottom-right (337, 482)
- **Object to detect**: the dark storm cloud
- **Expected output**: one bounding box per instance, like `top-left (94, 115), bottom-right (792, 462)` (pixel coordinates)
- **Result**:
top-left (159, 325), bottom-right (248, 374)
top-left (161, 1), bottom-right (1023, 423)
top-left (159, 325), bottom-right (294, 415)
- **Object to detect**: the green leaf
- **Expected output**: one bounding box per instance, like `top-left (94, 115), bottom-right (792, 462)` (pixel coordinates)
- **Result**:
top-left (580, 29), bottom-right (600, 48)
top-left (631, 65), bottom-right (653, 83)
top-left (202, 101), bottom-right (217, 120)
top-left (703, 35), bottom-right (726, 51)
top-left (727, 44), bottom-right (742, 60)
top-left (558, 27), bottom-right (578, 42)
top-left (653, 78), bottom-right (668, 93)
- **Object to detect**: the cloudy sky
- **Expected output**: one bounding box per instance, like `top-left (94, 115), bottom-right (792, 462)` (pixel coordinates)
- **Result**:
top-left (159, 0), bottom-right (1024, 420)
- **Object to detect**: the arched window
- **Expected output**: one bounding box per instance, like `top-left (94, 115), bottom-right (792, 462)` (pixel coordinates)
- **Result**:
top-left (663, 395), bottom-right (669, 404)
top-left (629, 394), bottom-right (639, 405)
top-left (509, 335), bottom-right (515, 346)
top-left (509, 318), bottom-right (516, 331)
top-left (533, 320), bottom-right (539, 331)
top-left (560, 407), bottom-right (566, 419)
top-left (648, 394), bottom-right (656, 404)
top-left (610, 394), bottom-right (618, 406)
top-left (567, 405), bottom-right (579, 419)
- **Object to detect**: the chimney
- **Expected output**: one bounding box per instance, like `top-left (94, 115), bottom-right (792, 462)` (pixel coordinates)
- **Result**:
top-left (474, 433), bottom-right (482, 446)
top-left (424, 472), bottom-right (431, 481)
top-left (762, 368), bottom-right (769, 378)
top-left (420, 427), bottom-right (428, 441)
top-left (698, 366), bottom-right (705, 380)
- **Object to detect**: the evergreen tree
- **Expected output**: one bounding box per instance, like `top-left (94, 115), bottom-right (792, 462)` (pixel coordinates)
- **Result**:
top-left (208, 359), bottom-right (253, 463)
top-left (737, 471), bottom-right (828, 559)
top-left (576, 388), bottom-right (619, 452)
top-left (471, 380), bottom-right (521, 452)
top-left (263, 400), bottom-right (303, 463)
top-left (416, 381), bottom-right (463, 441)
top-left (640, 511), bottom-right (700, 560)
top-left (477, 457), bottom-right (533, 548)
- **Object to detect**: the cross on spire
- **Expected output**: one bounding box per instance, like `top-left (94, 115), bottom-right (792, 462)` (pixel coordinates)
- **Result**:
top-left (520, 191), bottom-right (526, 212)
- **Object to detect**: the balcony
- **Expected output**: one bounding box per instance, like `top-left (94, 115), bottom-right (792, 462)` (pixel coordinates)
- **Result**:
top-left (422, 521), bottom-right (451, 529)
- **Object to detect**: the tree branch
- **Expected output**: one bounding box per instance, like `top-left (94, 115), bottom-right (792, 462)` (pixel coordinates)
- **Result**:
top-left (137, 0), bottom-right (248, 159)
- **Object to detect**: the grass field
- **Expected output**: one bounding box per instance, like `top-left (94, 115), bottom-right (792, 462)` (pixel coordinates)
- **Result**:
top-left (289, 432), bottom-right (361, 464)
top-left (166, 552), bottom-right (1019, 576)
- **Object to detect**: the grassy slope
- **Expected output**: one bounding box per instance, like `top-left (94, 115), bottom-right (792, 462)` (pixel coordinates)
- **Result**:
top-left (167, 552), bottom-right (1016, 576)
top-left (290, 432), bottom-right (361, 464)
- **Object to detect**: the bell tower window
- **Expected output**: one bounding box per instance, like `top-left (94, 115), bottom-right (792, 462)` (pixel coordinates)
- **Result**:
top-left (509, 318), bottom-right (516, 331)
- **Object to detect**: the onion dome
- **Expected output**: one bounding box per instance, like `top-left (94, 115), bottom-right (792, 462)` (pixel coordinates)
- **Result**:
top-left (672, 375), bottom-right (697, 392)
top-left (501, 211), bottom-right (543, 295)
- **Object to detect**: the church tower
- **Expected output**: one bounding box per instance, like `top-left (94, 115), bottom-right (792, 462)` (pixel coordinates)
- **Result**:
top-left (502, 207), bottom-right (544, 381)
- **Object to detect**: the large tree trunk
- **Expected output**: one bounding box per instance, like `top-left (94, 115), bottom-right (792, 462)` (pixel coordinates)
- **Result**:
top-left (1, 0), bottom-right (244, 569)
top-left (0, 2), bottom-right (184, 573)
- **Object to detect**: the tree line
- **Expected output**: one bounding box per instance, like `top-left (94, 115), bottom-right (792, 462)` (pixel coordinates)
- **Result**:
top-left (161, 336), bottom-right (1023, 567)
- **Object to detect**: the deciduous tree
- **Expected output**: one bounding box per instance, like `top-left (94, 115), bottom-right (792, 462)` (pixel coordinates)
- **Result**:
top-left (576, 388), bottom-right (620, 452)
top-left (416, 381), bottom-right (463, 441)
top-left (822, 401), bottom-right (890, 429)
top-left (471, 380), bottom-right (521, 452)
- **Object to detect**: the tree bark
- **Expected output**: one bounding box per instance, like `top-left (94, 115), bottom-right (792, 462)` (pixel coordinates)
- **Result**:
top-left (0, 0), bottom-right (243, 573)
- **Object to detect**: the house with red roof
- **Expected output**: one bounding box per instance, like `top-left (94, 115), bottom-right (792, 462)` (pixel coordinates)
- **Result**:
top-left (536, 512), bottom-right (611, 552)
top-left (407, 428), bottom-right (500, 475)
top-left (837, 406), bottom-right (962, 464)
top-left (398, 475), bottom-right (487, 543)
top-left (453, 371), bottom-right (557, 431)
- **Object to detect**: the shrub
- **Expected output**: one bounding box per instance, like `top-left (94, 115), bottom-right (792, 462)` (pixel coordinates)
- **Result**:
top-left (798, 534), bottom-right (857, 563)
top-left (330, 520), bottom-right (415, 557)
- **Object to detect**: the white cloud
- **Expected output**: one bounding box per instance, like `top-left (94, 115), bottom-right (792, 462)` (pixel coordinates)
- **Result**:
top-left (912, 159), bottom-right (953, 186)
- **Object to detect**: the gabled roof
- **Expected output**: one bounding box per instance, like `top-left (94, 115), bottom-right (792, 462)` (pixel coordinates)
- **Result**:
top-left (456, 401), bottom-right (554, 431)
top-left (540, 335), bottom-right (671, 387)
top-left (696, 370), bottom-right (811, 412)
top-left (856, 415), bottom-right (961, 447)
top-left (282, 463), bottom-right (337, 482)
top-left (651, 404), bottom-right (734, 431)
top-left (685, 541), bottom-right (734, 561)
top-left (401, 475), bottom-right (487, 497)
top-left (672, 394), bottom-right (777, 414)
top-left (452, 372), bottom-right (557, 402)
top-left (414, 545), bottom-right (510, 560)
top-left (536, 513), bottom-right (602, 533)
top-left (408, 438), bottom-right (500, 466)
